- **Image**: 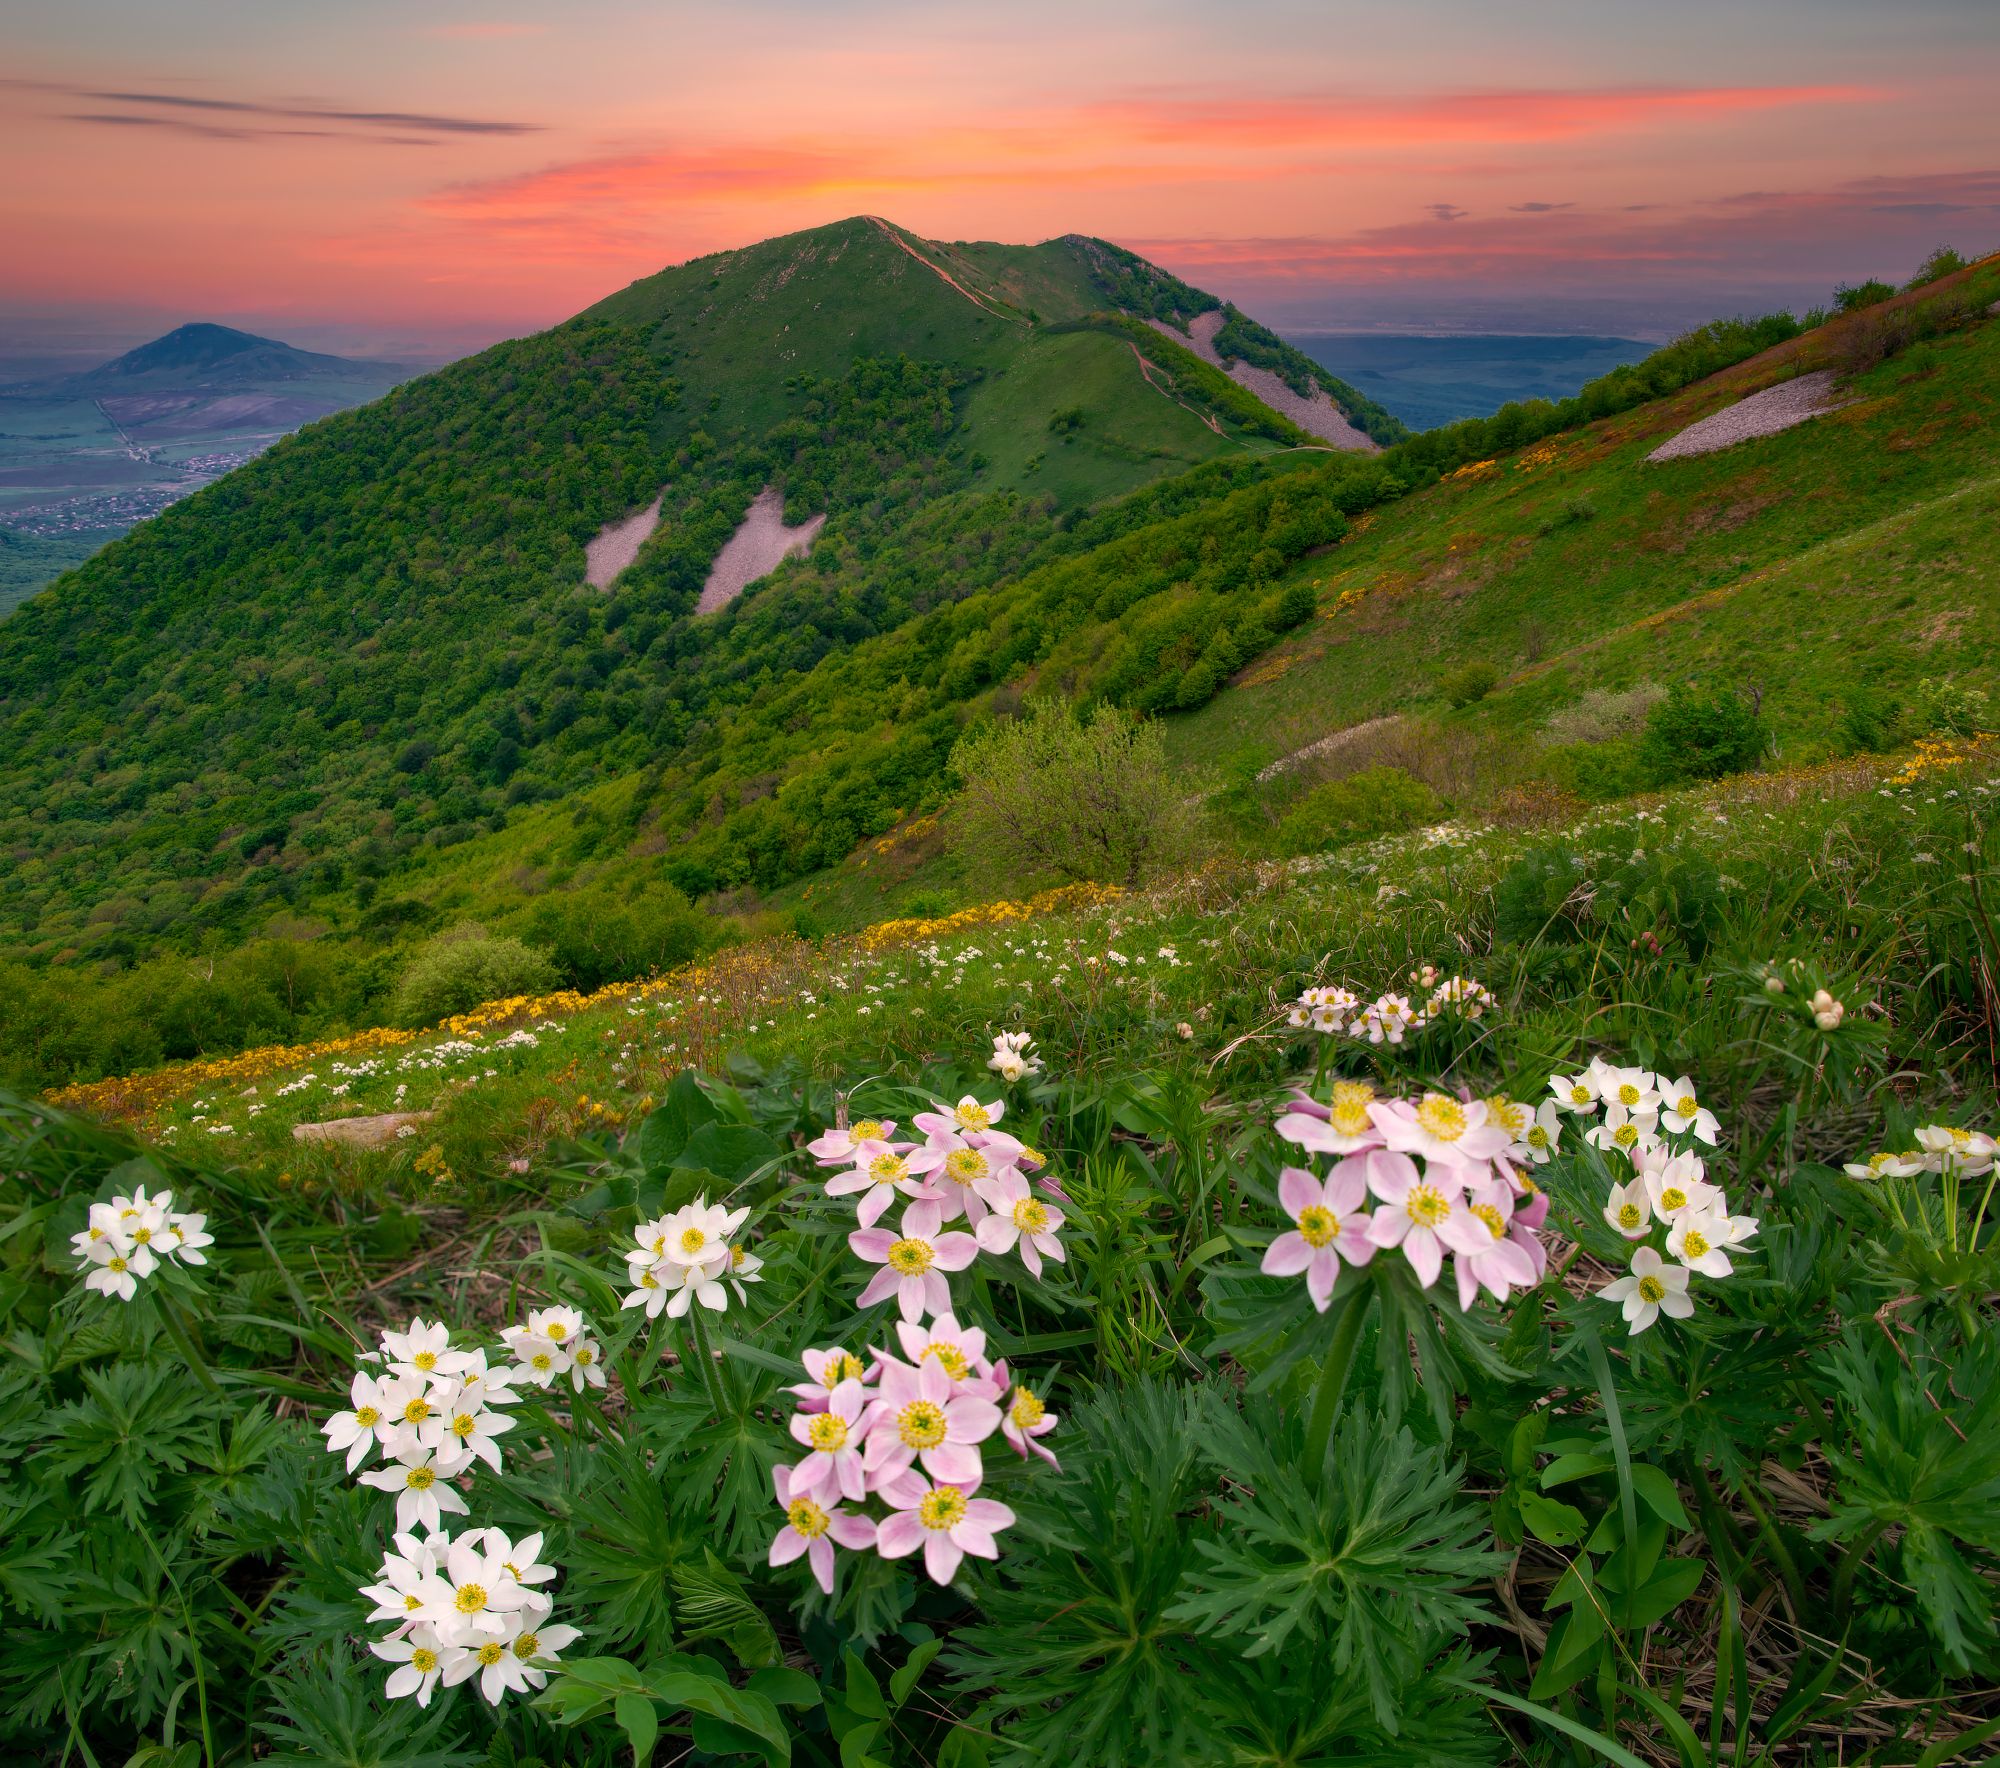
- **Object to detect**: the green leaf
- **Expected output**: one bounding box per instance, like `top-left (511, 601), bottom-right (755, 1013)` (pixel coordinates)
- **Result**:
top-left (615, 1692), bottom-right (660, 1766)
top-left (1541, 1452), bottom-right (1615, 1488)
top-left (638, 1073), bottom-right (724, 1170)
top-left (843, 1649), bottom-right (890, 1720)
top-left (1629, 1463), bottom-right (1691, 1531)
top-left (674, 1122), bottom-right (781, 1184)
top-left (748, 1666), bottom-right (822, 1709)
top-left (1519, 1491), bottom-right (1589, 1547)
top-left (1618, 1557), bottom-right (1706, 1629)
top-left (888, 1637), bottom-right (942, 1709)
top-left (651, 1672), bottom-right (791, 1766)
top-left (1917, 1712), bottom-right (2000, 1768)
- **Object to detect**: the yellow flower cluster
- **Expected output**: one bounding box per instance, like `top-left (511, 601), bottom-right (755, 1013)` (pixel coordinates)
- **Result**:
top-left (55, 882), bottom-right (1126, 1122)
top-left (1884, 733), bottom-right (1988, 787)
top-left (856, 882), bottom-right (1121, 950)
top-left (1444, 458), bottom-right (1497, 482)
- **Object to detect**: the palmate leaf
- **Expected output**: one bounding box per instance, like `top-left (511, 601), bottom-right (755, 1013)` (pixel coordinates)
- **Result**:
top-left (943, 1379), bottom-right (1230, 1768)
top-left (1815, 1323), bottom-right (2000, 1672)
top-left (42, 1359), bottom-right (211, 1524)
top-left (1166, 1402), bottom-right (1500, 1732)
top-left (258, 1646), bottom-right (483, 1768)
top-left (1196, 1645), bottom-right (1505, 1768)
top-left (0, 1492), bottom-right (76, 1624)
top-left (563, 1442), bottom-right (698, 1660)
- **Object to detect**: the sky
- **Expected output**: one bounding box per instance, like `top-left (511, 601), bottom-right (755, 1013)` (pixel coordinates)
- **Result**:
top-left (2, 0), bottom-right (1996, 363)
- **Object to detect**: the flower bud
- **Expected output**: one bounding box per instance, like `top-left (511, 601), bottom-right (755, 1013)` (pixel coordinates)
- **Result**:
top-left (1815, 1008), bottom-right (1841, 1031)
top-left (1764, 976), bottom-right (1785, 995)
top-left (1811, 989), bottom-right (1835, 1014)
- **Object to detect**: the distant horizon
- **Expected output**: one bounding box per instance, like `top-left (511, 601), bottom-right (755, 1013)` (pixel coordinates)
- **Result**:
top-left (5, 2), bottom-right (1996, 358)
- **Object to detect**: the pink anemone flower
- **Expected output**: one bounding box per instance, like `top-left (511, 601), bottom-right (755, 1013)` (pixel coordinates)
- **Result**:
top-left (1262, 1163), bottom-right (1376, 1311)
top-left (786, 1377), bottom-right (870, 1502)
top-left (825, 1137), bottom-right (939, 1228)
top-left (788, 1345), bottom-right (873, 1412)
top-left (860, 1356), bottom-right (1001, 1486)
top-left (770, 1463), bottom-right (878, 1594)
top-left (971, 1169), bottom-right (1067, 1277)
top-left (911, 1095), bottom-right (1005, 1140)
top-left (989, 1359), bottom-right (1060, 1468)
top-left (895, 1313), bottom-right (990, 1386)
top-left (849, 1201), bottom-right (979, 1322)
top-left (1362, 1159), bottom-right (1488, 1288)
top-left (904, 1131), bottom-right (999, 1227)
top-left (1451, 1181), bottom-right (1541, 1310)
top-left (1368, 1095), bottom-right (1516, 1179)
top-left (805, 1118), bottom-right (900, 1167)
top-left (873, 1471), bottom-right (1015, 1586)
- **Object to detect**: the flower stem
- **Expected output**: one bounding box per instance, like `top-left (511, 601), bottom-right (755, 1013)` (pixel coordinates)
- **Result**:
top-left (1304, 1278), bottom-right (1373, 1472)
top-left (686, 1306), bottom-right (725, 1417)
top-left (154, 1290), bottom-right (220, 1394)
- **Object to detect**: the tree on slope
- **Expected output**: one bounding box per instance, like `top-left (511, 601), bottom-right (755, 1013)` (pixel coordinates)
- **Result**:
top-left (950, 698), bottom-right (1203, 889)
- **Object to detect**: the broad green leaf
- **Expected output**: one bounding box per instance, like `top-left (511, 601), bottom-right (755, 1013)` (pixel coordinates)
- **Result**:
top-left (1628, 1463), bottom-right (1691, 1531)
top-left (615, 1692), bottom-right (660, 1766)
top-left (674, 1122), bottom-right (781, 1184)
top-left (1519, 1491), bottom-right (1589, 1547)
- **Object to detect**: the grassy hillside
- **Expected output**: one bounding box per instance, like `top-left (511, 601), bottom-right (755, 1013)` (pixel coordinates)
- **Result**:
top-left (1172, 258), bottom-right (2000, 786)
top-left (1, 238), bottom-right (1991, 1095)
top-left (0, 221), bottom-right (1347, 968)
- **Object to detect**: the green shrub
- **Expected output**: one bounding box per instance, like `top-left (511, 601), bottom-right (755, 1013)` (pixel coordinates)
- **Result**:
top-left (1838, 684), bottom-right (1902, 755)
top-left (1274, 765), bottom-right (1440, 854)
top-left (389, 924), bottom-right (559, 1026)
top-left (951, 697), bottom-right (1204, 888)
top-left (1439, 660), bottom-right (1500, 709)
top-left (1916, 677), bottom-right (1990, 737)
top-left (517, 882), bottom-right (713, 992)
top-left (1638, 684), bottom-right (1766, 785)
top-left (1543, 683), bottom-right (1667, 746)
top-left (1274, 579), bottom-right (1318, 629)
top-left (1492, 845), bottom-right (1589, 943)
top-left (1546, 738), bottom-right (1649, 802)
top-left (1537, 495), bottom-right (1597, 535)
top-left (1834, 278), bottom-right (1896, 314)
top-left (1905, 245), bottom-right (1969, 290)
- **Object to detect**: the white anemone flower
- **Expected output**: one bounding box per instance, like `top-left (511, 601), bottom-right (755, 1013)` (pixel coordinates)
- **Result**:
top-left (323, 1371), bottom-right (400, 1473)
top-left (359, 1531), bottom-right (441, 1632)
top-left (1642, 1154), bottom-right (1723, 1223)
top-left (1590, 1060), bottom-right (1661, 1120)
top-left (658, 1198), bottom-right (748, 1273)
top-left (372, 1622), bottom-right (449, 1707)
top-left (380, 1318), bottom-right (476, 1383)
top-left (1598, 1246), bottom-right (1692, 1334)
top-left (1518, 1101), bottom-right (1564, 1165)
top-left (359, 1448), bottom-right (469, 1534)
top-left (564, 1339), bottom-right (607, 1392)
top-left (1547, 1070), bottom-right (1603, 1114)
top-left (663, 1255), bottom-right (730, 1318)
top-left (441, 1610), bottom-right (577, 1704)
top-left (1655, 1077), bottom-right (1720, 1145)
top-left (987, 1030), bottom-right (1042, 1083)
top-left (1665, 1208), bottom-right (1735, 1278)
top-left (81, 1238), bottom-right (141, 1301)
top-left (164, 1212), bottom-right (214, 1264)
top-left (1602, 1178), bottom-right (1653, 1241)
top-left (620, 1263), bottom-right (673, 1318)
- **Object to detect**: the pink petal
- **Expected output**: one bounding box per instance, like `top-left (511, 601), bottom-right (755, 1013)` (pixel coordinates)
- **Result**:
top-left (855, 1188), bottom-right (891, 1228)
top-left (849, 1229), bottom-right (895, 1263)
top-left (1263, 1231), bottom-right (1312, 1277)
top-left (1402, 1227), bottom-right (1443, 1288)
top-left (807, 1535), bottom-right (835, 1594)
top-left (952, 1526), bottom-right (999, 1559)
top-left (875, 1512), bottom-right (924, 1558)
top-left (922, 1442), bottom-right (983, 1484)
top-left (769, 1527), bottom-right (808, 1567)
top-left (1305, 1248), bottom-right (1340, 1312)
top-left (902, 1200), bottom-right (943, 1239)
top-left (898, 1276), bottom-right (928, 1323)
top-left (962, 1497), bottom-right (1015, 1531)
top-left (931, 1233), bottom-right (980, 1271)
top-left (923, 1531), bottom-right (964, 1585)
top-left (829, 1512), bottom-right (878, 1550)
top-left (974, 1216), bottom-right (1014, 1253)
top-left (857, 1266), bottom-right (902, 1309)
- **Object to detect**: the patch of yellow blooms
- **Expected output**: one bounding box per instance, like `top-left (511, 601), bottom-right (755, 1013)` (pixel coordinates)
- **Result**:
top-left (51, 881), bottom-right (1122, 1120)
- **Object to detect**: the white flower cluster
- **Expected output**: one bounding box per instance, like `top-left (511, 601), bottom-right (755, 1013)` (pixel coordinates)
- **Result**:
top-left (325, 1318), bottom-right (577, 1709)
top-left (362, 1525), bottom-right (577, 1708)
top-left (618, 1196), bottom-right (764, 1319)
top-left (1286, 970), bottom-right (1495, 1046)
top-left (986, 1030), bottom-right (1042, 1084)
top-left (1550, 1059), bottom-right (1759, 1333)
top-left (501, 1305), bottom-right (607, 1393)
top-left (69, 1183), bottom-right (214, 1301)
top-left (1845, 1123), bottom-right (1998, 1182)
top-left (325, 1320), bottom-right (522, 1519)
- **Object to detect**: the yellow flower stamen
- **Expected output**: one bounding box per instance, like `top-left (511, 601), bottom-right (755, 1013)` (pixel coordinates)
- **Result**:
top-left (897, 1400), bottom-right (949, 1449)
top-left (807, 1413), bottom-right (849, 1451)
top-left (1297, 1204), bottom-right (1338, 1249)
top-left (1414, 1094), bottom-right (1467, 1142)
top-left (886, 1237), bottom-right (935, 1275)
top-left (918, 1485), bottom-right (968, 1530)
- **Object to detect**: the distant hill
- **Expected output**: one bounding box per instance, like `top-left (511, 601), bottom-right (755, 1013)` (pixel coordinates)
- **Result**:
top-left (33, 323), bottom-right (407, 393)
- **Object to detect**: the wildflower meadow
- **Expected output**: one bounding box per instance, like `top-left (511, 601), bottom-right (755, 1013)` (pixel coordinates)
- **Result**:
top-left (2, 748), bottom-right (1998, 1765)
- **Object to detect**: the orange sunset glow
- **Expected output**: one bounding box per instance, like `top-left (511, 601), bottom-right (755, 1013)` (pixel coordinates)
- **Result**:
top-left (3, 1), bottom-right (1997, 354)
